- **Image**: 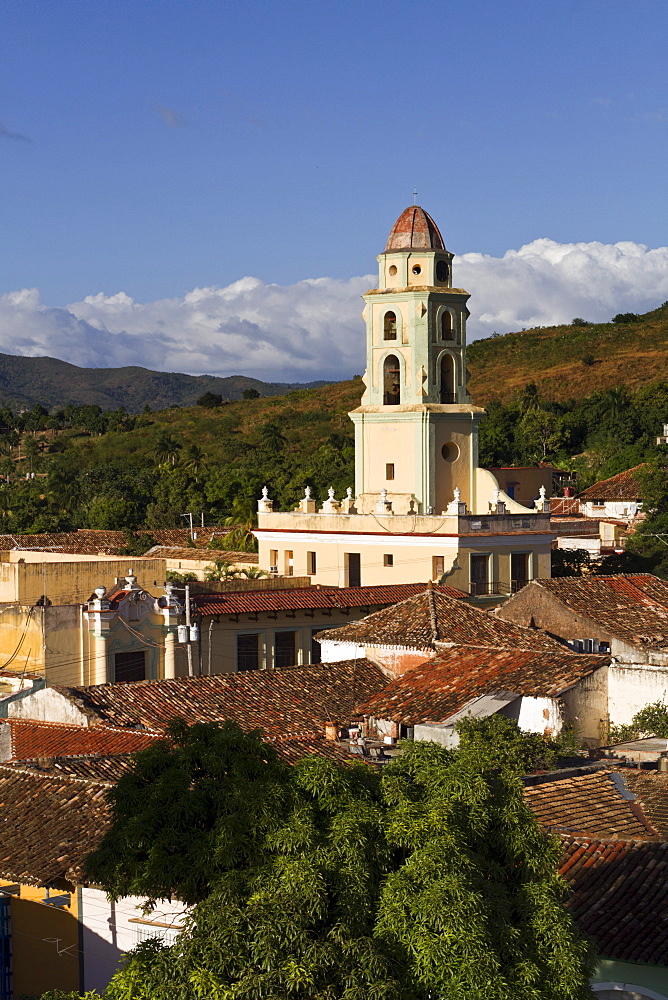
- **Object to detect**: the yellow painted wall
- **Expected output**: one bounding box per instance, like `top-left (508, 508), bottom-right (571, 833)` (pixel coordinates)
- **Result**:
top-left (362, 420), bottom-right (417, 497)
top-left (0, 556), bottom-right (166, 606)
top-left (0, 880), bottom-right (80, 997)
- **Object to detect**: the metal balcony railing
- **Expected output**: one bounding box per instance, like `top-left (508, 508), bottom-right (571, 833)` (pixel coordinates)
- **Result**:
top-left (469, 581), bottom-right (500, 597)
top-left (510, 579), bottom-right (529, 594)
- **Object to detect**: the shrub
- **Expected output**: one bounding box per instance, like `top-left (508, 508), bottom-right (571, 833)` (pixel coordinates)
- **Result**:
top-left (612, 312), bottom-right (640, 324)
top-left (196, 392), bottom-right (223, 407)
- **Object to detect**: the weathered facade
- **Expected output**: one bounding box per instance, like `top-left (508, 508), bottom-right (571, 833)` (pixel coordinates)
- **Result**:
top-left (498, 575), bottom-right (668, 732)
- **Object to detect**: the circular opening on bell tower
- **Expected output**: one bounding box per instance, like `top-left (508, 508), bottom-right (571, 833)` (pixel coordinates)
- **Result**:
top-left (441, 442), bottom-right (460, 463)
top-left (412, 265), bottom-right (422, 275)
top-left (389, 264), bottom-right (397, 276)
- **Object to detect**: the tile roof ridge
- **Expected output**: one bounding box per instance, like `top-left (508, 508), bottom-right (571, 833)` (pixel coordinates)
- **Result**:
top-left (427, 581), bottom-right (439, 647)
top-left (0, 761), bottom-right (115, 788)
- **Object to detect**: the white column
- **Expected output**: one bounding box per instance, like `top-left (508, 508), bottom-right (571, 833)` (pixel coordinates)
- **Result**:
top-left (164, 629), bottom-right (176, 679)
top-left (93, 634), bottom-right (109, 686)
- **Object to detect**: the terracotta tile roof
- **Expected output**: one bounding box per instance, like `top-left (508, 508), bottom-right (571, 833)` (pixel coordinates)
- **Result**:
top-left (147, 546), bottom-right (259, 564)
top-left (53, 660), bottom-right (386, 737)
top-left (622, 770), bottom-right (668, 838)
top-left (523, 768), bottom-right (655, 839)
top-left (384, 205), bottom-right (445, 252)
top-left (0, 526), bottom-right (230, 556)
top-left (356, 645), bottom-right (607, 726)
top-left (4, 754), bottom-right (138, 782)
top-left (194, 583), bottom-right (466, 618)
top-left (525, 574), bottom-right (668, 648)
top-left (560, 836), bottom-right (668, 964)
top-left (316, 588), bottom-right (563, 652)
top-left (578, 464), bottom-right (647, 502)
top-left (0, 764), bottom-right (112, 886)
top-left (0, 718), bottom-right (162, 760)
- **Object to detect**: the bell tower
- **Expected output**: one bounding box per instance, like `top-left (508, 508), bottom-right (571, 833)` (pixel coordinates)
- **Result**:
top-left (349, 206), bottom-right (486, 515)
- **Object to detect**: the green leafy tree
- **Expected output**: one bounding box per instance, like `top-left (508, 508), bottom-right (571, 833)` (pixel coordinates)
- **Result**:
top-left (551, 548), bottom-right (591, 577)
top-left (83, 723), bottom-right (594, 1000)
top-left (242, 387), bottom-right (260, 400)
top-left (608, 700), bottom-right (668, 744)
top-left (196, 392), bottom-right (223, 407)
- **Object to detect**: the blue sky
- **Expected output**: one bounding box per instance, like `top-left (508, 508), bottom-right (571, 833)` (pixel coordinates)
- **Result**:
top-left (1, 0), bottom-right (668, 379)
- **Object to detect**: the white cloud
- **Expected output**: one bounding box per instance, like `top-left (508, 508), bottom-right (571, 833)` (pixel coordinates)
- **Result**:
top-left (0, 238), bottom-right (667, 382)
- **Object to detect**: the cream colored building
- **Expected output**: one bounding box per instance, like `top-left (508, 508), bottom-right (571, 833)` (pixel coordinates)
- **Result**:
top-left (255, 206), bottom-right (554, 597)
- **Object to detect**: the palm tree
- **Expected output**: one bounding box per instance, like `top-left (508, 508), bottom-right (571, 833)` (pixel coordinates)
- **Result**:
top-left (240, 566), bottom-right (269, 579)
top-left (204, 559), bottom-right (241, 581)
top-left (154, 432), bottom-right (183, 467)
top-left (222, 495), bottom-right (258, 553)
top-left (184, 444), bottom-right (205, 480)
top-left (260, 422), bottom-right (287, 451)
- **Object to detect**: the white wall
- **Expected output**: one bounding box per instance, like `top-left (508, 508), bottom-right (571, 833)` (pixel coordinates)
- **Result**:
top-left (80, 888), bottom-right (186, 992)
top-left (608, 664), bottom-right (668, 727)
top-left (9, 686), bottom-right (89, 725)
top-left (318, 640), bottom-right (366, 662)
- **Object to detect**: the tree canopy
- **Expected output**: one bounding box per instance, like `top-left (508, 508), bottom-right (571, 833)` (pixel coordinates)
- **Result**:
top-left (79, 719), bottom-right (595, 1000)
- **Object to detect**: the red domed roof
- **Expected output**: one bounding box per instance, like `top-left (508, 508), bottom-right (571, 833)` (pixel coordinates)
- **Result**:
top-left (384, 206), bottom-right (445, 252)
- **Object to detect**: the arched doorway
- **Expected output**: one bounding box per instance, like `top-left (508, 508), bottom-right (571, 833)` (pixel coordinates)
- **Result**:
top-left (440, 355), bottom-right (456, 403)
top-left (383, 355), bottom-right (401, 405)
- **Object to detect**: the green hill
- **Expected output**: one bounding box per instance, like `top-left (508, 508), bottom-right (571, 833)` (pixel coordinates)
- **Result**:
top-left (0, 353), bottom-right (330, 413)
top-left (467, 302), bottom-right (668, 405)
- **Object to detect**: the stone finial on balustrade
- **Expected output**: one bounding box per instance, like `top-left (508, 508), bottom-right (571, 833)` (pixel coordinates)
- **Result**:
top-left (535, 484), bottom-right (551, 513)
top-left (375, 487), bottom-right (393, 514)
top-left (447, 486), bottom-right (467, 516)
top-left (295, 485), bottom-right (317, 514)
top-left (320, 486), bottom-right (341, 514)
top-left (257, 486), bottom-right (274, 513)
top-left (339, 486), bottom-right (357, 514)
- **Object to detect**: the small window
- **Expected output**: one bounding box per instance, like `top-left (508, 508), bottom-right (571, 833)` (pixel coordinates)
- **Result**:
top-left (310, 628), bottom-right (322, 664)
top-left (237, 633), bottom-right (259, 672)
top-left (440, 354), bottom-right (456, 402)
top-left (274, 630), bottom-right (297, 669)
top-left (436, 260), bottom-right (448, 282)
top-left (307, 551), bottom-right (316, 576)
top-left (384, 554), bottom-right (394, 567)
top-left (432, 556), bottom-right (444, 579)
top-left (388, 264), bottom-right (397, 276)
top-left (114, 650), bottom-right (145, 683)
top-left (284, 550), bottom-right (294, 577)
top-left (385, 463), bottom-right (395, 480)
top-left (270, 549), bottom-right (278, 573)
top-left (412, 265), bottom-right (421, 275)
top-left (383, 311), bottom-right (397, 340)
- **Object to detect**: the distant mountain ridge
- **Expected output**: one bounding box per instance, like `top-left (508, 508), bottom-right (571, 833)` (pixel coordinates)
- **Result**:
top-left (0, 354), bottom-right (330, 412)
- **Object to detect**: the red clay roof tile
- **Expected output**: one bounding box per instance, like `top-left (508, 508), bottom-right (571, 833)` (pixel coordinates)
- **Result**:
top-left (578, 464), bottom-right (647, 502)
top-left (316, 588), bottom-right (563, 652)
top-left (356, 645), bottom-right (607, 725)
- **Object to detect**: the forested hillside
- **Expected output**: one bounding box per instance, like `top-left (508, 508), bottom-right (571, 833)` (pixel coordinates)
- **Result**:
top-left (467, 302), bottom-right (668, 404)
top-left (0, 303), bottom-right (667, 538)
top-left (0, 353), bottom-right (330, 412)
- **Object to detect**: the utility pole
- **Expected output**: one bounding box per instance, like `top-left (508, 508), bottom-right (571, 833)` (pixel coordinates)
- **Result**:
top-left (184, 583), bottom-right (194, 677)
top-left (181, 512), bottom-right (194, 541)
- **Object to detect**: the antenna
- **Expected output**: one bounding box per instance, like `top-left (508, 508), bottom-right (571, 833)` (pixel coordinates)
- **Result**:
top-left (412, 187), bottom-right (418, 206)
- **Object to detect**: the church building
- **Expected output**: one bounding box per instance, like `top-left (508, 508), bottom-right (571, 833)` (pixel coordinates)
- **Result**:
top-left (255, 206), bottom-right (554, 597)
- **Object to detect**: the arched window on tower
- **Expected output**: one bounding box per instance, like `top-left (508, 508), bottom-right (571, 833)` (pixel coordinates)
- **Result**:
top-left (440, 355), bottom-right (456, 403)
top-left (440, 310), bottom-right (453, 340)
top-left (383, 311), bottom-right (397, 340)
top-left (383, 355), bottom-right (401, 405)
